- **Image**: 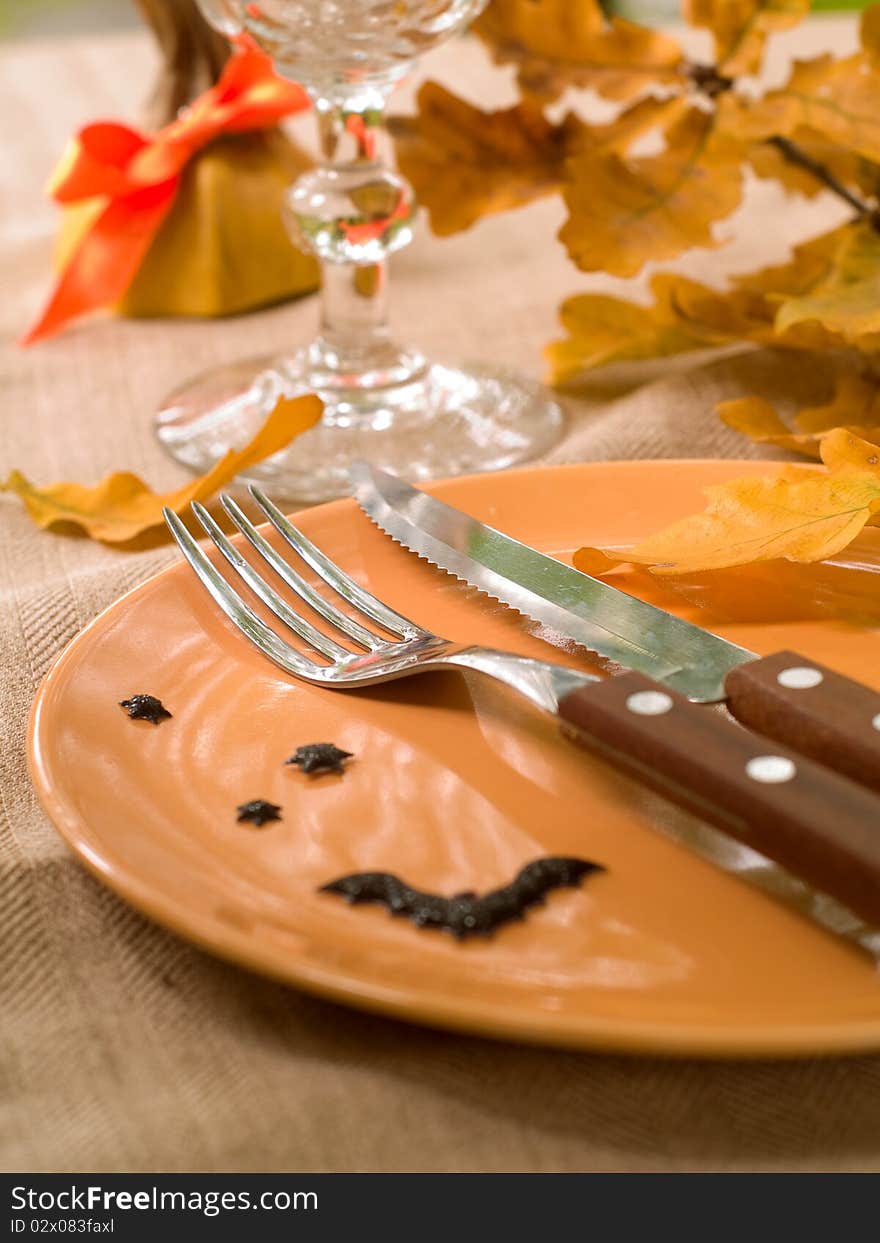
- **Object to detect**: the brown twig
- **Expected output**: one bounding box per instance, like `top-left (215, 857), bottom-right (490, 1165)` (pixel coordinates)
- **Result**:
top-left (768, 135), bottom-right (876, 221)
top-left (685, 57), bottom-right (878, 226)
top-left (687, 63), bottom-right (734, 99)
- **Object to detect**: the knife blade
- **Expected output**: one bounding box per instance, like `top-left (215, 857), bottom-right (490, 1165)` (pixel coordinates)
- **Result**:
top-left (351, 462), bottom-right (880, 794)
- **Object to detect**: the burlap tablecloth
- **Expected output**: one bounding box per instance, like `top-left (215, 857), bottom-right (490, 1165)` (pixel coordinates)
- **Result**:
top-left (4, 18), bottom-right (880, 1174)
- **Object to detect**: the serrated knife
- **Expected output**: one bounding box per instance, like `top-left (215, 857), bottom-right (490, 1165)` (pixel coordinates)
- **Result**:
top-left (351, 462), bottom-right (880, 799)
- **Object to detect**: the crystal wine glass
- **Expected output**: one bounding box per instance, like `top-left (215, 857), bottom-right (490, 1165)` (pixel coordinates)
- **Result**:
top-left (156, 0), bottom-right (564, 503)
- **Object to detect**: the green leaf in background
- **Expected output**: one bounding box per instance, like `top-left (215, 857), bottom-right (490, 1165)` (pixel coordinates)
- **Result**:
top-left (0, 0), bottom-right (138, 40)
top-left (612, 0), bottom-right (871, 17)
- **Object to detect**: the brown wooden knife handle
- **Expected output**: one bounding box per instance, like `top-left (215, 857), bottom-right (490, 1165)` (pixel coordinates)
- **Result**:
top-left (558, 671), bottom-right (880, 924)
top-left (724, 650), bottom-right (880, 794)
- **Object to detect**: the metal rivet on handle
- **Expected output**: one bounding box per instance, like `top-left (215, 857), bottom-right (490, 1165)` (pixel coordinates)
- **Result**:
top-left (626, 690), bottom-right (674, 716)
top-left (777, 666), bottom-right (823, 690)
top-left (746, 755), bottom-right (797, 784)
top-left (873, 713), bottom-right (880, 732)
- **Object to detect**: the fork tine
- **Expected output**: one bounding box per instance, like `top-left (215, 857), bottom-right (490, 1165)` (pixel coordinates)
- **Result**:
top-left (219, 494), bottom-right (383, 652)
top-left (248, 484), bottom-right (424, 639)
top-left (162, 508), bottom-right (322, 679)
top-left (190, 503), bottom-right (351, 663)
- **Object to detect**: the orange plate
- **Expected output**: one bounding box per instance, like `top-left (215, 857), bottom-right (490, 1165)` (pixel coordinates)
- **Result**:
top-left (28, 461), bottom-right (880, 1058)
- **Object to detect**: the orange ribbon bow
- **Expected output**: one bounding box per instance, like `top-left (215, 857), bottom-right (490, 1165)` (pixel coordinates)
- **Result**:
top-left (21, 42), bottom-right (310, 346)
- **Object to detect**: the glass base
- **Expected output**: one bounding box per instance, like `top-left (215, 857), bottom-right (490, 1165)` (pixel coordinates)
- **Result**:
top-left (155, 352), bottom-right (566, 505)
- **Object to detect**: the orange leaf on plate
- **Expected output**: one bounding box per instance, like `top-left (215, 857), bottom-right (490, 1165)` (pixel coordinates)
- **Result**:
top-left (573, 430), bottom-right (880, 576)
top-left (2, 392), bottom-right (322, 543)
top-left (823, 425), bottom-right (880, 473)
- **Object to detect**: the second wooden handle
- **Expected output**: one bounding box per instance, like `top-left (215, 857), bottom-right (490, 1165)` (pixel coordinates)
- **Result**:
top-left (558, 671), bottom-right (880, 924)
top-left (725, 650), bottom-right (880, 793)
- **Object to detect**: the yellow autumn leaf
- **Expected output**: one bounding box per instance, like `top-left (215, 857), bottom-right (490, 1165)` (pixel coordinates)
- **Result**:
top-left (546, 285), bottom-right (710, 386)
top-left (822, 424), bottom-right (880, 473)
top-left (573, 430), bottom-right (880, 576)
top-left (733, 224), bottom-right (847, 298)
top-left (390, 82), bottom-right (584, 237)
top-left (549, 220), bottom-right (880, 388)
top-left (719, 375), bottom-right (880, 459)
top-left (773, 220), bottom-right (880, 342)
top-left (392, 87), bottom-right (682, 238)
top-left (472, 0), bottom-right (684, 102)
top-left (560, 107), bottom-right (745, 278)
top-left (717, 395), bottom-right (824, 457)
top-left (584, 94), bottom-right (692, 154)
top-left (683, 0), bottom-right (809, 78)
top-left (798, 372), bottom-right (880, 435)
top-left (720, 48), bottom-right (880, 165)
top-left (729, 224), bottom-right (880, 349)
top-left (2, 393), bottom-right (322, 543)
top-left (546, 268), bottom-right (783, 387)
top-left (570, 545), bottom-right (628, 578)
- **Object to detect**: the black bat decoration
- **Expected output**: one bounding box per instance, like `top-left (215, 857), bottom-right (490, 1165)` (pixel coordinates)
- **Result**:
top-left (286, 742), bottom-right (353, 774)
top-left (319, 856), bottom-right (604, 940)
top-left (119, 693), bottom-right (172, 724)
top-left (236, 799), bottom-right (282, 826)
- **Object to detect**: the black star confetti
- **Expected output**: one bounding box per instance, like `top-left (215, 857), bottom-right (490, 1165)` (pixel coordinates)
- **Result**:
top-left (319, 857), bottom-right (604, 940)
top-left (286, 743), bottom-right (353, 774)
top-left (119, 694), bottom-right (172, 724)
top-left (236, 799), bottom-right (282, 827)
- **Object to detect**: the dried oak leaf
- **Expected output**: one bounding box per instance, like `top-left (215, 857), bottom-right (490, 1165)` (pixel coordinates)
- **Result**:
top-left (573, 430), bottom-right (880, 576)
top-left (747, 127), bottom-right (880, 202)
top-left (772, 220), bottom-right (880, 343)
top-left (797, 373), bottom-right (880, 437)
top-left (546, 285), bottom-right (709, 385)
top-left (547, 221), bottom-right (880, 387)
top-left (718, 395), bottom-right (830, 458)
top-left (725, 223), bottom-right (880, 351)
top-left (719, 40), bottom-right (880, 167)
top-left (472, 0), bottom-right (684, 102)
top-left (391, 82), bottom-right (585, 236)
top-left (560, 106), bottom-right (745, 278)
top-left (719, 375), bottom-right (880, 459)
top-left (546, 265), bottom-right (779, 386)
top-left (864, 3), bottom-right (880, 67)
top-left (2, 393), bottom-right (322, 542)
top-left (824, 423), bottom-right (880, 474)
top-left (683, 0), bottom-right (810, 78)
top-left (392, 87), bottom-right (681, 238)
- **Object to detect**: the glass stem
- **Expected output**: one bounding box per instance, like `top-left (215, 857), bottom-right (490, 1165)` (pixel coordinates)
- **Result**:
top-left (285, 92), bottom-right (423, 401)
top-left (316, 259), bottom-right (392, 375)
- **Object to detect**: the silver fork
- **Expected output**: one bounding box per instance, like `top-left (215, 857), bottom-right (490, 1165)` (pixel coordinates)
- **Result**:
top-left (162, 486), bottom-right (595, 714)
top-left (163, 486), bottom-right (880, 937)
